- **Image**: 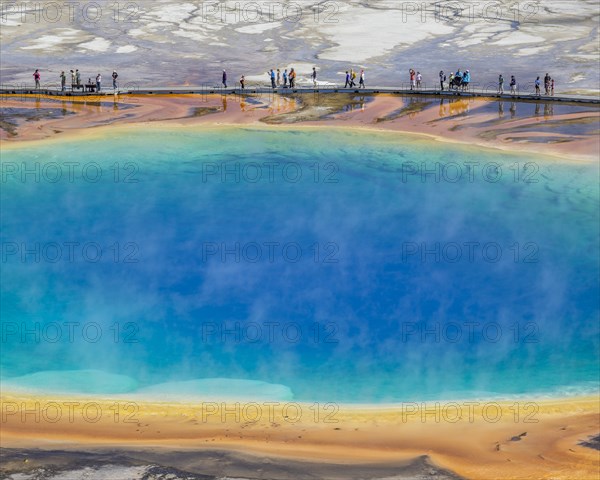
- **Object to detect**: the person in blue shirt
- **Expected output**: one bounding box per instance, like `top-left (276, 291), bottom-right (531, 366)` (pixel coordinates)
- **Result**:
top-left (462, 70), bottom-right (471, 91)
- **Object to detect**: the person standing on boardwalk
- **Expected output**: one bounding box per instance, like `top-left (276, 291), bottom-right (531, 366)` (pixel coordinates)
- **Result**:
top-left (240, 75), bottom-right (245, 89)
top-left (277, 69), bottom-right (281, 86)
top-left (535, 76), bottom-right (541, 96)
top-left (544, 73), bottom-right (551, 95)
top-left (551, 78), bottom-right (555, 95)
top-left (498, 74), bottom-right (504, 94)
top-left (439, 70), bottom-right (445, 91)
top-left (60, 71), bottom-right (66, 91)
top-left (75, 69), bottom-right (81, 86)
top-left (350, 69), bottom-right (356, 87)
top-left (454, 69), bottom-right (463, 90)
top-left (269, 69), bottom-right (276, 88)
top-left (359, 70), bottom-right (365, 88)
top-left (289, 68), bottom-right (296, 88)
top-left (222, 70), bottom-right (227, 88)
top-left (462, 70), bottom-right (470, 91)
top-left (510, 75), bottom-right (517, 95)
top-left (312, 67), bottom-right (317, 88)
top-left (112, 70), bottom-right (118, 90)
top-left (283, 69), bottom-right (288, 88)
top-left (96, 73), bottom-right (102, 92)
top-left (33, 69), bottom-right (41, 89)
top-left (409, 69), bottom-right (416, 90)
top-left (345, 71), bottom-right (350, 88)
top-left (416, 71), bottom-right (422, 89)
top-left (70, 70), bottom-right (76, 86)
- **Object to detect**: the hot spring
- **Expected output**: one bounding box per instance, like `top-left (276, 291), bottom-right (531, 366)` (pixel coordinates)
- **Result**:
top-left (1, 127), bottom-right (598, 403)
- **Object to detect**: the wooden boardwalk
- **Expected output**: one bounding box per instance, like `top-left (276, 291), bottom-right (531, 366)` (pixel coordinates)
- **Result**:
top-left (1, 85), bottom-right (599, 105)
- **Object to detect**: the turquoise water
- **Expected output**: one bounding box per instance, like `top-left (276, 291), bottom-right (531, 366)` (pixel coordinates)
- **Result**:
top-left (1, 127), bottom-right (598, 403)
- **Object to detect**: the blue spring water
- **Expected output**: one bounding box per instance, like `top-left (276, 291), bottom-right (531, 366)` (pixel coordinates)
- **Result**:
top-left (1, 127), bottom-right (598, 403)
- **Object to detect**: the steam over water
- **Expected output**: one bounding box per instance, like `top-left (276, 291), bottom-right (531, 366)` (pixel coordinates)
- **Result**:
top-left (1, 128), bottom-right (599, 403)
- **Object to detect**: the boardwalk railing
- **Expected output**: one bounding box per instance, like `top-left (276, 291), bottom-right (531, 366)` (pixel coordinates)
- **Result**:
top-left (1, 83), bottom-right (598, 104)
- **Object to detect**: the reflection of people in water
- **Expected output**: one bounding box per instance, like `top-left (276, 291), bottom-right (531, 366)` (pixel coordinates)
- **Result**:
top-left (222, 96), bottom-right (227, 112)
top-left (113, 98), bottom-right (119, 111)
top-left (534, 103), bottom-right (541, 116)
top-left (448, 98), bottom-right (470, 116)
top-left (509, 102), bottom-right (516, 118)
top-left (240, 99), bottom-right (246, 111)
top-left (498, 102), bottom-right (504, 118)
top-left (439, 98), bottom-right (448, 117)
top-left (544, 102), bottom-right (553, 118)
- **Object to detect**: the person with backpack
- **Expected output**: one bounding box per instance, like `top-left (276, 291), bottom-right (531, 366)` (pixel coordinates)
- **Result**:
top-left (112, 70), bottom-right (118, 90)
top-left (439, 70), bottom-right (445, 91)
top-left (359, 70), bottom-right (365, 88)
top-left (498, 74), bottom-right (504, 94)
top-left (33, 69), bottom-right (41, 88)
top-left (510, 75), bottom-right (517, 95)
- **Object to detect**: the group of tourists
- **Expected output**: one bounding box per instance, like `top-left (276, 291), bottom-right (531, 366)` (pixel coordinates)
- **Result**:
top-left (436, 69), bottom-right (472, 91)
top-left (33, 69), bottom-right (119, 92)
top-left (344, 69), bottom-right (366, 88)
top-left (223, 68), bottom-right (300, 90)
top-left (266, 68), bottom-right (298, 88)
top-left (32, 67), bottom-right (557, 97)
top-left (497, 73), bottom-right (554, 96)
top-left (535, 73), bottom-right (555, 96)
top-left (222, 67), bottom-right (366, 89)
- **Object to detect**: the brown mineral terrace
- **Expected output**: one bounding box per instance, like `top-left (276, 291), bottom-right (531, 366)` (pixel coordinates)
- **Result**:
top-left (1, 92), bottom-right (599, 163)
